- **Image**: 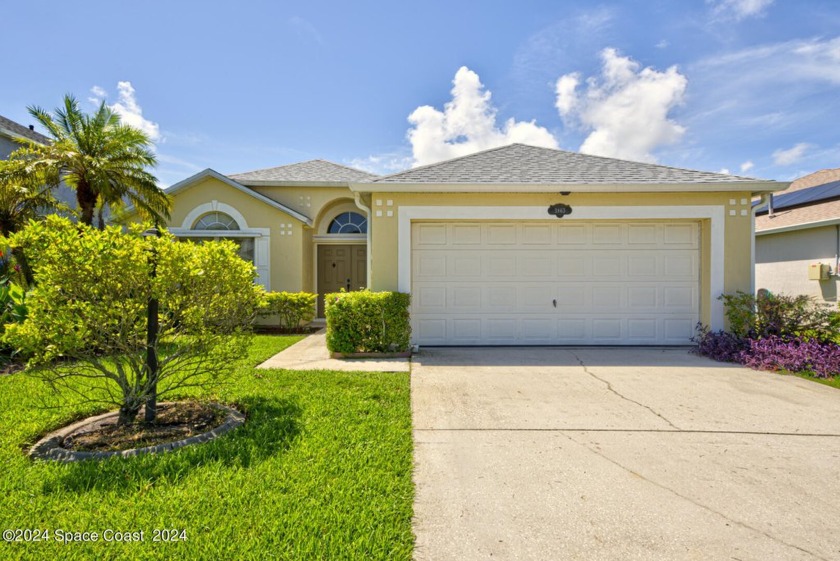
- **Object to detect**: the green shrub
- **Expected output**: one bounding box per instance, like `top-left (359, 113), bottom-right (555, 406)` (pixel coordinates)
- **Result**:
top-left (258, 291), bottom-right (316, 331)
top-left (0, 277), bottom-right (27, 363)
top-left (721, 291), bottom-right (840, 343)
top-left (325, 290), bottom-right (411, 354)
top-left (2, 216), bottom-right (263, 424)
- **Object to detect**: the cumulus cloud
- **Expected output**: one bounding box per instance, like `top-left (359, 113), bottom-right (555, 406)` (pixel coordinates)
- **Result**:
top-left (555, 48), bottom-right (687, 163)
top-left (347, 153), bottom-right (412, 175)
top-left (719, 168), bottom-right (731, 175)
top-left (709, 0), bottom-right (774, 20)
top-left (406, 66), bottom-right (558, 167)
top-left (772, 143), bottom-right (811, 165)
top-left (740, 160), bottom-right (754, 173)
top-left (89, 81), bottom-right (161, 142)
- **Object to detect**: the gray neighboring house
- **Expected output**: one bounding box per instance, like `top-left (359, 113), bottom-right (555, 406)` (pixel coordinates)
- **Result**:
top-left (755, 169), bottom-right (840, 303)
top-left (0, 114), bottom-right (50, 158)
top-left (0, 113), bottom-right (76, 208)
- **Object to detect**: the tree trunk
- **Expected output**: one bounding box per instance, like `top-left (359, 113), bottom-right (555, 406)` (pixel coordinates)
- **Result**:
top-left (117, 401), bottom-right (142, 425)
top-left (97, 204), bottom-right (106, 230)
top-left (76, 181), bottom-right (98, 226)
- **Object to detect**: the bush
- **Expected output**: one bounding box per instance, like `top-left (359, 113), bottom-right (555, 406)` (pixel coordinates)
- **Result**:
top-left (739, 337), bottom-right (840, 379)
top-left (0, 277), bottom-right (27, 363)
top-left (258, 291), bottom-right (316, 332)
top-left (690, 323), bottom-right (748, 362)
top-left (325, 290), bottom-right (411, 354)
top-left (2, 216), bottom-right (263, 424)
top-left (721, 291), bottom-right (840, 343)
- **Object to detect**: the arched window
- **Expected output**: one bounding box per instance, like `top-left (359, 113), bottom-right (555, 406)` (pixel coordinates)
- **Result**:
top-left (192, 211), bottom-right (240, 231)
top-left (327, 211), bottom-right (367, 234)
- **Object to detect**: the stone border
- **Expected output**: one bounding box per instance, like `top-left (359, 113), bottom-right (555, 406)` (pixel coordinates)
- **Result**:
top-left (330, 351), bottom-right (412, 359)
top-left (29, 402), bottom-right (245, 462)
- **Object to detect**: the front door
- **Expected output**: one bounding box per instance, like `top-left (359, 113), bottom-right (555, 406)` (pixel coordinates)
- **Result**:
top-left (317, 245), bottom-right (367, 317)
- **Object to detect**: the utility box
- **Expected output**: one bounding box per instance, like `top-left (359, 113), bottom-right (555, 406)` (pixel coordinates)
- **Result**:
top-left (808, 263), bottom-right (830, 280)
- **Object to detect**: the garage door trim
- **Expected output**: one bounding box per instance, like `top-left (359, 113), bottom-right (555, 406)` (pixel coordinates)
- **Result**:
top-left (398, 205), bottom-right (726, 331)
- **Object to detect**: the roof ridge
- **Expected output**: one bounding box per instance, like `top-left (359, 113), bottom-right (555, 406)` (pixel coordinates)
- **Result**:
top-left (374, 143), bottom-right (526, 182)
top-left (229, 158), bottom-right (377, 179)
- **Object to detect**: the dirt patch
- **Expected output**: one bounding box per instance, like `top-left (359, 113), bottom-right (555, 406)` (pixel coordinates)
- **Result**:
top-left (63, 401), bottom-right (227, 452)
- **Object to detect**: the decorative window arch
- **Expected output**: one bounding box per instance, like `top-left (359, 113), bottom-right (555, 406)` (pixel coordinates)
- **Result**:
top-left (327, 211), bottom-right (367, 234)
top-left (192, 211), bottom-right (240, 231)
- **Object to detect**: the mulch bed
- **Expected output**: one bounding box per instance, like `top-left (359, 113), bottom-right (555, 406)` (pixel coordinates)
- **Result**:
top-left (63, 401), bottom-right (227, 452)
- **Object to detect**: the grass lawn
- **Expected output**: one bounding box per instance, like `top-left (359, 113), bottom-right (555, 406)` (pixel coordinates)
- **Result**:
top-left (791, 371), bottom-right (840, 390)
top-left (0, 335), bottom-right (414, 560)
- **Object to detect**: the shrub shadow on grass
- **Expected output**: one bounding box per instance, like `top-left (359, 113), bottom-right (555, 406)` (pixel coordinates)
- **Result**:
top-left (40, 396), bottom-right (302, 495)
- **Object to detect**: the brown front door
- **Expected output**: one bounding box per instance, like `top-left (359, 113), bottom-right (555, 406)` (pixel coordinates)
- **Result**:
top-left (317, 245), bottom-right (367, 317)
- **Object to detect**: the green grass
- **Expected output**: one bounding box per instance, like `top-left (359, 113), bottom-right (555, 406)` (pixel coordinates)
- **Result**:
top-left (790, 371), bottom-right (840, 390)
top-left (0, 335), bottom-right (414, 560)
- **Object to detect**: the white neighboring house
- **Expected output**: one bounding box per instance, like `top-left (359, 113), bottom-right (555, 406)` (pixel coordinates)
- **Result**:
top-left (755, 169), bottom-right (840, 304)
top-left (0, 114), bottom-right (50, 158)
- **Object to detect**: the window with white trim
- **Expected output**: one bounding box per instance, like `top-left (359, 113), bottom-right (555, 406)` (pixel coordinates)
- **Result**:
top-left (327, 211), bottom-right (367, 234)
top-left (183, 212), bottom-right (254, 263)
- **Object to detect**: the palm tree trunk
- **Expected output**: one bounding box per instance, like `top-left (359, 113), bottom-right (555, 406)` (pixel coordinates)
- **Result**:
top-left (76, 181), bottom-right (98, 226)
top-left (97, 204), bottom-right (106, 230)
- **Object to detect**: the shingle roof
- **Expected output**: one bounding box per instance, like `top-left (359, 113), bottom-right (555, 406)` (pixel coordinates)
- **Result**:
top-left (229, 159), bottom-right (378, 184)
top-left (756, 198), bottom-right (840, 232)
top-left (373, 143), bottom-right (767, 185)
top-left (784, 168), bottom-right (840, 194)
top-left (0, 114), bottom-right (50, 145)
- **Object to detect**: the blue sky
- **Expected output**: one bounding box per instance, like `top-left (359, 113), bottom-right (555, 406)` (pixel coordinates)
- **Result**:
top-left (3, 0), bottom-right (840, 186)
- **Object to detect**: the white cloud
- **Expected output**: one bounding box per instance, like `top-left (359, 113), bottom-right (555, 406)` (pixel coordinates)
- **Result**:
top-left (740, 160), bottom-right (754, 173)
top-left (347, 153), bottom-right (412, 175)
top-left (88, 82), bottom-right (161, 142)
top-left (772, 143), bottom-right (811, 165)
top-left (655, 39), bottom-right (669, 49)
top-left (406, 66), bottom-right (558, 167)
top-left (719, 168), bottom-right (731, 175)
top-left (709, 0), bottom-right (774, 21)
top-left (555, 48), bottom-right (687, 163)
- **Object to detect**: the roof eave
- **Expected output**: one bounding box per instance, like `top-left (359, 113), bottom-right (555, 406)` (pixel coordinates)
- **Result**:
top-left (232, 179), bottom-right (354, 188)
top-left (756, 217), bottom-right (840, 236)
top-left (350, 181), bottom-right (788, 194)
top-left (165, 169), bottom-right (313, 225)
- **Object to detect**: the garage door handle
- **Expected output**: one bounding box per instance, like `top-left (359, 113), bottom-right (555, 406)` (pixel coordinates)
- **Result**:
top-left (552, 299), bottom-right (557, 308)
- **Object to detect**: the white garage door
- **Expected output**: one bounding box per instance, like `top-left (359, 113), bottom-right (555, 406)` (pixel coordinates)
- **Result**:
top-left (411, 221), bottom-right (700, 346)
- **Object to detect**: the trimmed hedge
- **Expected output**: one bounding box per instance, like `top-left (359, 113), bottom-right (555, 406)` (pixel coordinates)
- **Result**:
top-left (324, 290), bottom-right (411, 354)
top-left (258, 291), bottom-right (316, 332)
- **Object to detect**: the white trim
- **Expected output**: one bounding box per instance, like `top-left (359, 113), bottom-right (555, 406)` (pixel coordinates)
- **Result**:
top-left (312, 234), bottom-right (367, 243)
top-left (352, 181), bottom-right (786, 194)
top-left (181, 202), bottom-right (250, 230)
top-left (398, 205), bottom-right (726, 331)
top-left (164, 168), bottom-right (312, 225)
top-left (756, 217), bottom-right (840, 236)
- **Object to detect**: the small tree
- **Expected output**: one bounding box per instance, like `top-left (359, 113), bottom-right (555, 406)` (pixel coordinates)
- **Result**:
top-left (3, 216), bottom-right (262, 424)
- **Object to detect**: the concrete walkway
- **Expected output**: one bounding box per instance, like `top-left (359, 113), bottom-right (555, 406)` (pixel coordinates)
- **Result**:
top-left (256, 329), bottom-right (410, 372)
top-left (412, 346), bottom-right (840, 560)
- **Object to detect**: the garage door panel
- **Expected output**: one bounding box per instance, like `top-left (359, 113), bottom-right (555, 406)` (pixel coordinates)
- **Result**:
top-left (412, 221), bottom-right (700, 345)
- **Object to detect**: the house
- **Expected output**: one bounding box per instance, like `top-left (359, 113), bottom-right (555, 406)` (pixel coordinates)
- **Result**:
top-left (755, 169), bottom-right (840, 304)
top-left (0, 114), bottom-right (50, 159)
top-left (164, 143), bottom-right (784, 345)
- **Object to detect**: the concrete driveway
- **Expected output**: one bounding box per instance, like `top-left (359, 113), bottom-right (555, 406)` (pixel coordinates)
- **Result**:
top-left (411, 347), bottom-right (840, 561)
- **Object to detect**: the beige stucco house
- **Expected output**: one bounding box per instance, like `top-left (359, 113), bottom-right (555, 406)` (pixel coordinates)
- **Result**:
top-left (755, 169), bottom-right (840, 304)
top-left (165, 143), bottom-right (784, 346)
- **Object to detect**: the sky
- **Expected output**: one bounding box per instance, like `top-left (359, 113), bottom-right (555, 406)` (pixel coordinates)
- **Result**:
top-left (3, 0), bottom-right (840, 187)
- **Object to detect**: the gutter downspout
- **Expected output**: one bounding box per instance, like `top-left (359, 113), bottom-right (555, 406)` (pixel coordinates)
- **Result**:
top-left (835, 224), bottom-right (839, 277)
top-left (354, 192), bottom-right (373, 289)
top-left (751, 194), bottom-right (769, 295)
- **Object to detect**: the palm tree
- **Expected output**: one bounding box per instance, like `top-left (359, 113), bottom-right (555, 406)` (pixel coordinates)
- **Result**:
top-left (21, 95), bottom-right (170, 227)
top-left (0, 159), bottom-right (62, 284)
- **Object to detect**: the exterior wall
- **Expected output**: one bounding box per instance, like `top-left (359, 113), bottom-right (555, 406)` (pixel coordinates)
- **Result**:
top-left (250, 185), bottom-right (352, 225)
top-left (0, 136), bottom-right (18, 159)
top-left (368, 191), bottom-right (754, 331)
top-left (756, 226), bottom-right (839, 303)
top-left (166, 176), bottom-right (306, 293)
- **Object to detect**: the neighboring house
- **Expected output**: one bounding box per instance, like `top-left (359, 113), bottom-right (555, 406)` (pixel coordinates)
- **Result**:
top-left (165, 143), bottom-right (784, 346)
top-left (0, 114), bottom-right (50, 159)
top-left (755, 169), bottom-right (840, 304)
top-left (0, 114), bottom-right (77, 208)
